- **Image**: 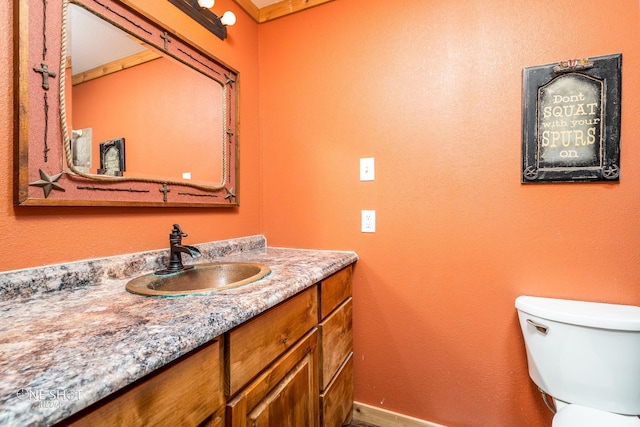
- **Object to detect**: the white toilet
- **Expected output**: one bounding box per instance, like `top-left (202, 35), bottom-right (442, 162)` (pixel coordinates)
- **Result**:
top-left (515, 295), bottom-right (640, 427)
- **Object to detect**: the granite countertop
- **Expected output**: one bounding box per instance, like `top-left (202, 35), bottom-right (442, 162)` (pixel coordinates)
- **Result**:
top-left (0, 235), bottom-right (357, 427)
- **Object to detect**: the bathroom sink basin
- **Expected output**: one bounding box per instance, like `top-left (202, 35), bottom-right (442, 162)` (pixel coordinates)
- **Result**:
top-left (125, 262), bottom-right (271, 297)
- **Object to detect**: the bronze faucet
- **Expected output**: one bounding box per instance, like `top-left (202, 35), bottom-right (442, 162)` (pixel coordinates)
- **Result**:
top-left (156, 224), bottom-right (202, 275)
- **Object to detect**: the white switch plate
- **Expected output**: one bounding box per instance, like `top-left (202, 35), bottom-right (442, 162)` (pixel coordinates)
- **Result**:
top-left (360, 158), bottom-right (375, 181)
top-left (361, 210), bottom-right (376, 233)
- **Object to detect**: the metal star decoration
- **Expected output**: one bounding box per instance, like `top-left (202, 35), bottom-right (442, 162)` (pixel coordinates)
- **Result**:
top-left (29, 169), bottom-right (65, 198)
top-left (225, 72), bottom-right (235, 88)
top-left (224, 187), bottom-right (236, 203)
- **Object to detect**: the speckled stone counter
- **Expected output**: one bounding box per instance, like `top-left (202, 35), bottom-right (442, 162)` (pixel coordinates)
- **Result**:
top-left (0, 235), bottom-right (357, 426)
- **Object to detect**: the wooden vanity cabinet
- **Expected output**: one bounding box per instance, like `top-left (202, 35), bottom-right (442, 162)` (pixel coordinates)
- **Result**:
top-left (318, 266), bottom-right (354, 427)
top-left (59, 339), bottom-right (225, 427)
top-left (56, 265), bottom-right (354, 427)
top-left (226, 266), bottom-right (354, 427)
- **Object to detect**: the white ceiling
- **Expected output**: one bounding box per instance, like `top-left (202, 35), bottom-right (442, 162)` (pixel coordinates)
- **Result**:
top-left (68, 4), bottom-right (147, 75)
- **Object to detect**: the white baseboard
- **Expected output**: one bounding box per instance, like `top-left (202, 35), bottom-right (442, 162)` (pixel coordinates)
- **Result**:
top-left (352, 402), bottom-right (447, 427)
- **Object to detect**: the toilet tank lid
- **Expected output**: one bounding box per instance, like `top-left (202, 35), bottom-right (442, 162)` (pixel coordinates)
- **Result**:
top-left (516, 296), bottom-right (640, 331)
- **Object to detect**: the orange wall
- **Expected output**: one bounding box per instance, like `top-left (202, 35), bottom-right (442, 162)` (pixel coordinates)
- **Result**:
top-left (258, 0), bottom-right (640, 426)
top-left (0, 0), bottom-right (260, 271)
top-left (73, 57), bottom-right (222, 182)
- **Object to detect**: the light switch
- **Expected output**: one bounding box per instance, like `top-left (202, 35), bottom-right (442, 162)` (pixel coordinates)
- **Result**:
top-left (360, 158), bottom-right (375, 181)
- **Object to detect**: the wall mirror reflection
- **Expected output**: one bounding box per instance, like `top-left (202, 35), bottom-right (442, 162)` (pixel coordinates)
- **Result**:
top-left (14, 0), bottom-right (239, 207)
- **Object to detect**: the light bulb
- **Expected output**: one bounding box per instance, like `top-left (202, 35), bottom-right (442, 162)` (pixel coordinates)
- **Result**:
top-left (220, 11), bottom-right (236, 26)
top-left (197, 0), bottom-right (214, 9)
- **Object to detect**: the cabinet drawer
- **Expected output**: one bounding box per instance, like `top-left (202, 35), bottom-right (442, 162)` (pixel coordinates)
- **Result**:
top-left (319, 297), bottom-right (353, 390)
top-left (319, 266), bottom-right (352, 320)
top-left (227, 285), bottom-right (318, 396)
top-left (320, 352), bottom-right (354, 427)
top-left (62, 339), bottom-right (223, 427)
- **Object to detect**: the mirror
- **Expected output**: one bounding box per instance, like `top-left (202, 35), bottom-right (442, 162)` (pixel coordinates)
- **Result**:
top-left (14, 0), bottom-right (239, 207)
top-left (68, 4), bottom-right (225, 185)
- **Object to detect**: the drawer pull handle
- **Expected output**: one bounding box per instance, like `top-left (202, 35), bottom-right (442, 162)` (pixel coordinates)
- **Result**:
top-left (526, 319), bottom-right (549, 335)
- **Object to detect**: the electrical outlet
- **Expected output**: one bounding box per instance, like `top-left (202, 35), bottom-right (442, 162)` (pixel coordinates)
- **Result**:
top-left (360, 158), bottom-right (375, 181)
top-left (361, 210), bottom-right (376, 233)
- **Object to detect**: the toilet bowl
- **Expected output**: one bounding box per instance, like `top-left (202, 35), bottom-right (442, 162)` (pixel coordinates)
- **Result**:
top-left (515, 296), bottom-right (640, 427)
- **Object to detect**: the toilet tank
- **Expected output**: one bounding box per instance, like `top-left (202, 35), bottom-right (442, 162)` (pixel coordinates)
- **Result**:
top-left (516, 296), bottom-right (640, 415)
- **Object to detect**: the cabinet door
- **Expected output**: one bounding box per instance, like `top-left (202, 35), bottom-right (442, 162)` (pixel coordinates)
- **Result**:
top-left (61, 339), bottom-right (223, 427)
top-left (227, 330), bottom-right (319, 427)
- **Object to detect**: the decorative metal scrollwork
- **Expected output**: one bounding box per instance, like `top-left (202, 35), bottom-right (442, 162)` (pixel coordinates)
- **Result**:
top-left (553, 58), bottom-right (594, 74)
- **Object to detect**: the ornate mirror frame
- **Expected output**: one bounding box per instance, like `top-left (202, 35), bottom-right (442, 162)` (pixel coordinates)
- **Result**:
top-left (14, 0), bottom-right (239, 207)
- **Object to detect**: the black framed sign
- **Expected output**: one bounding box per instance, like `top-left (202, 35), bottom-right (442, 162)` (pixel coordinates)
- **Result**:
top-left (522, 53), bottom-right (621, 183)
top-left (98, 138), bottom-right (126, 177)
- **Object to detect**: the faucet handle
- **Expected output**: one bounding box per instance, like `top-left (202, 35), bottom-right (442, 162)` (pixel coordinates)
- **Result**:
top-left (171, 224), bottom-right (188, 238)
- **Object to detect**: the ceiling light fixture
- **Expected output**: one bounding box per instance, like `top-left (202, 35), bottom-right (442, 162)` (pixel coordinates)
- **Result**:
top-left (168, 0), bottom-right (236, 41)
